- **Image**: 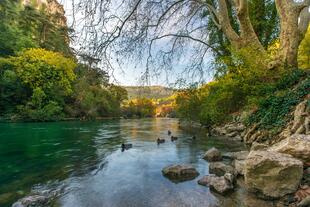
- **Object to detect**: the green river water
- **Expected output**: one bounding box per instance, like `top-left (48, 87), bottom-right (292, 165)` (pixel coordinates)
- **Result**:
top-left (0, 118), bottom-right (275, 207)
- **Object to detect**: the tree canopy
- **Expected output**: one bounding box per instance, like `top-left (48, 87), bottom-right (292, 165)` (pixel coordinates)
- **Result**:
top-left (70, 0), bottom-right (309, 83)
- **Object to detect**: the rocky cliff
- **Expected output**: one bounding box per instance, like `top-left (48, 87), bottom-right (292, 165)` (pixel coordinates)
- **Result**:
top-left (22, 0), bottom-right (67, 27)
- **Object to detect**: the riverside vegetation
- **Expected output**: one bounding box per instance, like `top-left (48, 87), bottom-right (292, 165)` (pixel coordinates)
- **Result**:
top-left (0, 0), bottom-right (127, 121)
top-left (0, 0), bottom-right (310, 207)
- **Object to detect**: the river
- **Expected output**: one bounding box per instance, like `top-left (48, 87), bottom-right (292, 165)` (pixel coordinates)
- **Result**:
top-left (0, 118), bottom-right (275, 207)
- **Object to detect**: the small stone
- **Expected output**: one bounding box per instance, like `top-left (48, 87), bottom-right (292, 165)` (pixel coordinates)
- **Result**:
top-left (198, 173), bottom-right (234, 194)
top-left (209, 162), bottom-right (235, 176)
top-left (224, 172), bottom-right (236, 185)
top-left (203, 147), bottom-right (222, 162)
top-left (162, 164), bottom-right (199, 182)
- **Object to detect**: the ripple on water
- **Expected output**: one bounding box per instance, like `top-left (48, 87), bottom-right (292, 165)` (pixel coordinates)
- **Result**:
top-left (0, 119), bottom-right (273, 207)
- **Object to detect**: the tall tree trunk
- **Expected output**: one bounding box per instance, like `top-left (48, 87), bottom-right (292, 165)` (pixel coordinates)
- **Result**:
top-left (275, 1), bottom-right (304, 68)
top-left (207, 0), bottom-right (310, 69)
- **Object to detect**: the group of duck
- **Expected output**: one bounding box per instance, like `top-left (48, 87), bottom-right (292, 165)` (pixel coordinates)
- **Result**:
top-left (121, 130), bottom-right (196, 151)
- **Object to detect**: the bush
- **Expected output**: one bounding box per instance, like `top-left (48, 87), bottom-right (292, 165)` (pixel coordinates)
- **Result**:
top-left (122, 98), bottom-right (156, 118)
top-left (18, 101), bottom-right (64, 121)
top-left (246, 72), bottom-right (310, 132)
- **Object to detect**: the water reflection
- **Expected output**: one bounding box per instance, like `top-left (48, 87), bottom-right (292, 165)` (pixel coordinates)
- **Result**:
top-left (0, 119), bottom-right (273, 207)
top-left (56, 119), bottom-right (244, 207)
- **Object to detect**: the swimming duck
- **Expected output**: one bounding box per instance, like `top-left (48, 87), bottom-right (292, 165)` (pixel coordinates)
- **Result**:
top-left (192, 135), bottom-right (196, 140)
top-left (168, 130), bottom-right (172, 135)
top-left (157, 138), bottom-right (165, 144)
top-left (171, 136), bottom-right (178, 141)
top-left (121, 143), bottom-right (133, 151)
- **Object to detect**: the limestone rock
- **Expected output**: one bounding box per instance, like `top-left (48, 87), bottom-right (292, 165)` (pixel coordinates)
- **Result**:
top-left (250, 142), bottom-right (268, 151)
top-left (12, 195), bottom-right (48, 207)
top-left (222, 151), bottom-right (249, 160)
top-left (244, 151), bottom-right (303, 199)
top-left (297, 196), bottom-right (310, 207)
top-left (209, 162), bottom-right (235, 176)
top-left (203, 147), bottom-right (222, 162)
top-left (198, 173), bottom-right (234, 194)
top-left (269, 134), bottom-right (310, 163)
top-left (212, 122), bottom-right (245, 139)
top-left (232, 151), bottom-right (249, 160)
top-left (233, 159), bottom-right (246, 176)
top-left (162, 164), bottom-right (199, 182)
top-left (291, 100), bottom-right (309, 134)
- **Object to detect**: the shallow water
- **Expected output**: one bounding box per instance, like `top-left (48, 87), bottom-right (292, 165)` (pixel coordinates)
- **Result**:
top-left (0, 118), bottom-right (275, 207)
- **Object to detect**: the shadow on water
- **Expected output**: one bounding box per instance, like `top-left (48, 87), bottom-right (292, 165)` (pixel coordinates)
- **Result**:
top-left (0, 119), bottom-right (275, 207)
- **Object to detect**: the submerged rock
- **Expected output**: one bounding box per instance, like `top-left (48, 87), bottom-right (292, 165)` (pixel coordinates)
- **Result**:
top-left (162, 164), bottom-right (199, 182)
top-left (198, 173), bottom-right (235, 194)
top-left (203, 147), bottom-right (222, 162)
top-left (269, 134), bottom-right (310, 163)
top-left (244, 151), bottom-right (303, 199)
top-left (209, 162), bottom-right (235, 176)
top-left (12, 195), bottom-right (48, 207)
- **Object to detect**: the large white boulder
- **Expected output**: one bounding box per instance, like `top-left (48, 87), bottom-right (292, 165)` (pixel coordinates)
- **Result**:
top-left (269, 134), bottom-right (310, 163)
top-left (244, 151), bottom-right (303, 199)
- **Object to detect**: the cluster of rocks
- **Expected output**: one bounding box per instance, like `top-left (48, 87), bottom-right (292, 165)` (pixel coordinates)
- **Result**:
top-left (12, 195), bottom-right (49, 207)
top-left (162, 147), bottom-right (238, 195)
top-left (211, 122), bottom-right (246, 141)
top-left (11, 183), bottom-right (66, 207)
top-left (204, 96), bottom-right (310, 205)
top-left (199, 147), bottom-right (237, 194)
top-left (162, 139), bottom-right (310, 206)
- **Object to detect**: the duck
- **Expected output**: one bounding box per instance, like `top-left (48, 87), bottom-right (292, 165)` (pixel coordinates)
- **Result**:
top-left (121, 143), bottom-right (133, 151)
top-left (192, 135), bottom-right (196, 140)
top-left (157, 138), bottom-right (165, 144)
top-left (168, 130), bottom-right (172, 135)
top-left (171, 136), bottom-right (178, 141)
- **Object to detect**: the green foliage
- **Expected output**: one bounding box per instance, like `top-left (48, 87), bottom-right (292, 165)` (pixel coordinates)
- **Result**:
top-left (12, 48), bottom-right (76, 95)
top-left (122, 98), bottom-right (156, 118)
top-left (298, 26), bottom-right (310, 69)
top-left (0, 0), bottom-right (72, 57)
top-left (0, 58), bottom-right (30, 114)
top-left (175, 86), bottom-right (202, 122)
top-left (175, 50), bottom-right (309, 129)
top-left (18, 100), bottom-right (64, 121)
top-left (246, 70), bottom-right (309, 132)
top-left (0, 0), bottom-right (37, 56)
top-left (0, 50), bottom-right (128, 121)
top-left (0, 1), bottom-right (128, 121)
top-left (248, 0), bottom-right (279, 47)
top-left (65, 64), bottom-right (128, 119)
top-left (0, 48), bottom-right (76, 120)
top-left (204, 0), bottom-right (279, 76)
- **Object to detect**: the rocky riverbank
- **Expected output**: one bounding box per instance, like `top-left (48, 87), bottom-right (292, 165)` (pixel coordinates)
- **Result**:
top-left (174, 96), bottom-right (310, 206)
top-left (217, 99), bottom-right (309, 205)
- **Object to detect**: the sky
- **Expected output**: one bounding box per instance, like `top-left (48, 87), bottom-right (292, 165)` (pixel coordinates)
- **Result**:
top-left (59, 0), bottom-right (214, 87)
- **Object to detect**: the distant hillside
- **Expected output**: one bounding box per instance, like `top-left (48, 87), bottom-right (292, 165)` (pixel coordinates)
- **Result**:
top-left (124, 86), bottom-right (174, 99)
